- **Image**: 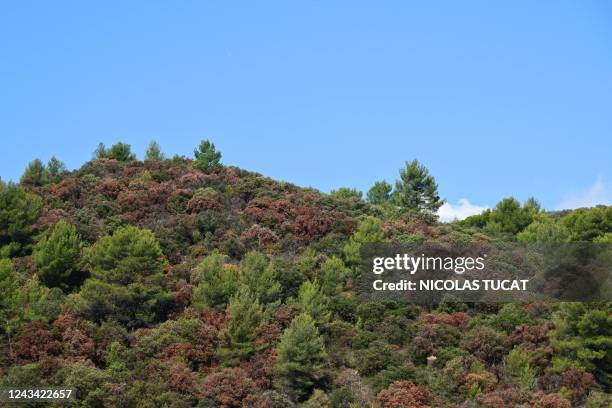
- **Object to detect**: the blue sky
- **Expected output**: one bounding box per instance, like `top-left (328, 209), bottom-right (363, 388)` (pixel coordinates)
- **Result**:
top-left (1, 1), bottom-right (611, 219)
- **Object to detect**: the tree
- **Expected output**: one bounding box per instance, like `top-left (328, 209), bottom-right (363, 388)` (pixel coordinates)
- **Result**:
top-left (504, 346), bottom-right (537, 389)
top-left (367, 181), bottom-right (393, 205)
top-left (486, 197), bottom-right (538, 235)
top-left (391, 160), bottom-right (443, 213)
top-left (47, 156), bottom-right (66, 182)
top-left (93, 142), bottom-right (107, 159)
top-left (20, 159), bottom-right (49, 186)
top-left (343, 216), bottom-right (386, 269)
top-left (218, 287), bottom-right (263, 365)
top-left (297, 280), bottom-right (330, 323)
top-left (523, 196), bottom-right (542, 213)
top-left (240, 251), bottom-right (281, 304)
top-left (94, 142), bottom-right (136, 161)
top-left (33, 219), bottom-right (85, 292)
top-left (76, 225), bottom-right (171, 327)
top-left (193, 139), bottom-right (222, 171)
top-left (318, 256), bottom-right (348, 296)
top-left (561, 206), bottom-right (612, 241)
top-left (276, 313), bottom-right (327, 401)
top-left (0, 182), bottom-right (42, 257)
top-left (355, 339), bottom-right (396, 376)
top-left (145, 140), bottom-right (165, 161)
top-left (517, 214), bottom-right (569, 243)
top-left (461, 209), bottom-right (491, 229)
top-left (193, 251), bottom-right (239, 311)
top-left (330, 188), bottom-right (363, 201)
top-left (0, 259), bottom-right (20, 353)
top-left (552, 302), bottom-right (612, 387)
top-left (0, 260), bottom-right (67, 355)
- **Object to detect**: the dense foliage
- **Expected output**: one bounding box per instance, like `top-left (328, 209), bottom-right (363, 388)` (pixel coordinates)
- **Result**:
top-left (0, 140), bottom-right (610, 407)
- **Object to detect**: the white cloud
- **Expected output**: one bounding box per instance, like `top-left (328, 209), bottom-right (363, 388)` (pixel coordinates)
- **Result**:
top-left (556, 177), bottom-right (612, 210)
top-left (437, 198), bottom-right (488, 223)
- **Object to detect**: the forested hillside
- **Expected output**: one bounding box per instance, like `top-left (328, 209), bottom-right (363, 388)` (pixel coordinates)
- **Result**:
top-left (1, 141), bottom-right (610, 407)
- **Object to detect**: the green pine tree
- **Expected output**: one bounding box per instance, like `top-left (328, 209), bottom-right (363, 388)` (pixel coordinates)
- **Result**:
top-left (33, 219), bottom-right (85, 291)
top-left (343, 216), bottom-right (386, 269)
top-left (297, 280), bottom-right (330, 323)
top-left (391, 159), bottom-right (443, 213)
top-left (76, 225), bottom-right (171, 327)
top-left (94, 142), bottom-right (135, 161)
top-left (552, 302), bottom-right (612, 387)
top-left (193, 139), bottom-right (222, 171)
top-left (193, 250), bottom-right (239, 311)
top-left (47, 156), bottom-right (66, 183)
top-left (0, 182), bottom-right (43, 257)
top-left (276, 313), bottom-right (328, 401)
top-left (318, 256), bottom-right (348, 296)
top-left (240, 250), bottom-right (281, 303)
top-left (20, 159), bottom-right (49, 186)
top-left (218, 287), bottom-right (263, 365)
top-left (367, 181), bottom-right (393, 205)
top-left (145, 140), bottom-right (165, 161)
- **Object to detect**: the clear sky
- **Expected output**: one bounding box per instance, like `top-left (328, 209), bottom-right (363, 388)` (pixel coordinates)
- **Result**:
top-left (1, 1), bottom-right (611, 219)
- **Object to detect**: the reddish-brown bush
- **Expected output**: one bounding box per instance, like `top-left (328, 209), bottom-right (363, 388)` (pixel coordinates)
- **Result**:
top-left (186, 189), bottom-right (223, 213)
top-left (168, 361), bottom-right (198, 395)
top-left (94, 177), bottom-right (122, 199)
top-left (240, 224), bottom-right (279, 247)
top-left (35, 208), bottom-right (72, 229)
top-left (50, 178), bottom-right (82, 200)
top-left (375, 380), bottom-right (432, 408)
top-left (178, 171), bottom-right (207, 188)
top-left (461, 326), bottom-right (508, 363)
top-left (508, 324), bottom-right (551, 346)
top-left (53, 314), bottom-right (98, 362)
top-left (560, 368), bottom-right (593, 403)
top-left (530, 392), bottom-right (571, 408)
top-left (478, 393), bottom-right (506, 408)
top-left (200, 367), bottom-right (258, 408)
top-left (239, 350), bottom-right (277, 389)
top-left (243, 196), bottom-right (350, 240)
top-left (10, 320), bottom-right (61, 363)
top-left (421, 312), bottom-right (469, 328)
top-left (460, 371), bottom-right (497, 394)
top-left (412, 322), bottom-right (460, 360)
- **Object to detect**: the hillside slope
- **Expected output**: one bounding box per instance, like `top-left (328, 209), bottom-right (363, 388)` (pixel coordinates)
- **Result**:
top-left (0, 154), bottom-right (610, 407)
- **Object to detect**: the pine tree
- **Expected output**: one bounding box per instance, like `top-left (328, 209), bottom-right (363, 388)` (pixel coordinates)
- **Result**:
top-left (0, 259), bottom-right (20, 353)
top-left (107, 142), bottom-right (136, 161)
top-left (218, 287), bottom-right (263, 365)
top-left (0, 182), bottom-right (43, 257)
top-left (33, 219), bottom-right (85, 291)
top-left (193, 139), bottom-right (222, 171)
top-left (552, 302), bottom-right (612, 387)
top-left (193, 251), bottom-right (239, 311)
top-left (76, 225), bottom-right (171, 327)
top-left (392, 160), bottom-right (443, 213)
top-left (486, 197), bottom-right (536, 235)
top-left (47, 156), bottom-right (66, 182)
top-left (297, 280), bottom-right (330, 323)
top-left (319, 256), bottom-right (348, 296)
top-left (343, 216), bottom-right (386, 269)
top-left (20, 159), bottom-right (49, 186)
top-left (276, 313), bottom-right (327, 401)
top-left (367, 181), bottom-right (393, 205)
top-left (240, 250), bottom-right (281, 303)
top-left (93, 142), bottom-right (107, 159)
top-left (93, 142), bottom-right (135, 161)
top-left (330, 187), bottom-right (363, 201)
top-left (145, 141), bottom-right (165, 161)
